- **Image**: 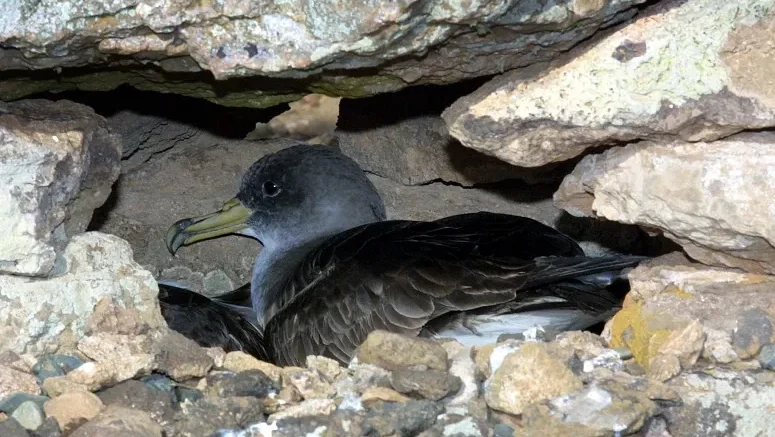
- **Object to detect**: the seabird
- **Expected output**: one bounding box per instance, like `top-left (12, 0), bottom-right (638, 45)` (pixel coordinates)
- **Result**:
top-left (161, 143), bottom-right (645, 366)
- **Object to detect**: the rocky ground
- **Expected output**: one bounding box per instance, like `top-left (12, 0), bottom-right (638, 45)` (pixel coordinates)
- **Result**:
top-left (3, 0), bottom-right (775, 435)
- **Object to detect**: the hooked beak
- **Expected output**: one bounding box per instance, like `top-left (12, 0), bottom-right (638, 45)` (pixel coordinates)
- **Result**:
top-left (165, 198), bottom-right (252, 255)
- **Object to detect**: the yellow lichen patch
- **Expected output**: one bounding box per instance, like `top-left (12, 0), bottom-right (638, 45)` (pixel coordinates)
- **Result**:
top-left (608, 304), bottom-right (674, 369)
top-left (664, 285), bottom-right (694, 300)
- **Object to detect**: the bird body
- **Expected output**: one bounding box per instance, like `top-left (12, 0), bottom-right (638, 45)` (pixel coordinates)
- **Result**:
top-left (163, 143), bottom-right (645, 366)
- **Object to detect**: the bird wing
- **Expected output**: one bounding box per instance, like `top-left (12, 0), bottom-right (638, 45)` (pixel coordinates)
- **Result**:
top-left (264, 212), bottom-right (643, 366)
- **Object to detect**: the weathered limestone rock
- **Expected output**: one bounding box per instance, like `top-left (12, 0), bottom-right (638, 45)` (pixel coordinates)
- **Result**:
top-left (356, 330), bottom-right (448, 372)
top-left (0, 232), bottom-right (165, 356)
top-left (444, 0), bottom-right (775, 167)
top-left (554, 134), bottom-right (775, 274)
top-left (0, 0), bottom-right (645, 105)
top-left (484, 342), bottom-right (582, 415)
top-left (662, 370), bottom-right (775, 437)
top-left (604, 254), bottom-right (775, 369)
top-left (0, 100), bottom-right (121, 276)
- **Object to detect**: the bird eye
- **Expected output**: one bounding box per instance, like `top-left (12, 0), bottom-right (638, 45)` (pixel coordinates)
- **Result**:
top-left (262, 181), bottom-right (281, 197)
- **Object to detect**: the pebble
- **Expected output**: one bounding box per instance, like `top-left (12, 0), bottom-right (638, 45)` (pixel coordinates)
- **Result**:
top-left (174, 387), bottom-right (203, 404)
top-left (155, 331), bottom-right (214, 381)
top-left (361, 386), bottom-right (410, 406)
top-left (32, 356), bottom-right (85, 385)
top-left (65, 355), bottom-right (156, 391)
top-left (281, 367), bottom-right (336, 400)
top-left (174, 396), bottom-right (265, 437)
top-left (0, 393), bottom-right (50, 415)
top-left (305, 356), bottom-right (341, 382)
top-left (140, 374), bottom-right (176, 392)
top-left (34, 417), bottom-right (62, 437)
top-left (268, 398), bottom-right (336, 422)
top-left (43, 391), bottom-right (105, 433)
top-left (0, 417), bottom-right (29, 437)
top-left (11, 400), bottom-right (44, 430)
top-left (205, 370), bottom-right (279, 398)
top-left (97, 380), bottom-right (175, 424)
top-left (484, 342), bottom-right (582, 415)
top-left (204, 347), bottom-right (226, 368)
top-left (647, 355), bottom-right (681, 382)
top-left (356, 330), bottom-right (449, 372)
top-left (758, 343), bottom-right (775, 370)
top-left (390, 368), bottom-right (461, 401)
top-left (222, 351), bottom-right (281, 383)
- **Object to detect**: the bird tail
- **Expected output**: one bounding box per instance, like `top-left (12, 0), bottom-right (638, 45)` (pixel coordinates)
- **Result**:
top-left (526, 255), bottom-right (646, 314)
top-left (158, 282), bottom-right (269, 360)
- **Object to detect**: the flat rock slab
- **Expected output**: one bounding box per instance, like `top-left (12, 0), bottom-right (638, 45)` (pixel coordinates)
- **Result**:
top-left (0, 0), bottom-right (644, 105)
top-left (444, 0), bottom-right (775, 167)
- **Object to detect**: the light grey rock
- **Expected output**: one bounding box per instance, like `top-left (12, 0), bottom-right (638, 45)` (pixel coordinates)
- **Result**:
top-left (554, 133), bottom-right (775, 274)
top-left (0, 232), bottom-right (165, 356)
top-left (444, 0), bottom-right (775, 167)
top-left (0, 0), bottom-right (645, 105)
top-left (0, 99), bottom-right (121, 277)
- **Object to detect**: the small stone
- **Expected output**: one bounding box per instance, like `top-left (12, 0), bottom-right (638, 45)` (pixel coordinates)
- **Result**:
top-left (221, 351), bottom-right (281, 382)
top-left (0, 365), bottom-right (41, 399)
top-left (174, 387), bottom-right (202, 404)
top-left (0, 352), bottom-right (32, 374)
top-left (173, 397), bottom-right (264, 437)
top-left (362, 399), bottom-right (443, 436)
top-left (306, 355), bottom-right (341, 382)
top-left (66, 355), bottom-right (156, 390)
top-left (554, 331), bottom-right (607, 361)
top-left (77, 333), bottom-right (153, 363)
top-left (268, 398), bottom-right (335, 422)
top-left (702, 328), bottom-right (739, 364)
top-left (10, 401), bottom-right (43, 431)
top-left (657, 320), bottom-right (705, 369)
top-left (356, 330), bottom-right (448, 372)
top-left (43, 391), bottom-right (104, 433)
top-left (40, 377), bottom-right (89, 398)
top-left (0, 394), bottom-right (50, 415)
top-left (97, 380), bottom-right (175, 425)
top-left (758, 343), bottom-right (775, 370)
top-left (204, 370), bottom-right (279, 399)
top-left (139, 374), bottom-right (175, 393)
top-left (204, 347), bottom-right (226, 368)
top-left (472, 344), bottom-right (497, 379)
top-left (333, 363), bottom-right (392, 396)
top-left (32, 356), bottom-right (85, 385)
top-left (155, 331), bottom-right (214, 381)
top-left (484, 342), bottom-right (582, 415)
top-left (33, 417), bottom-right (62, 437)
top-left (647, 355), bottom-right (681, 382)
top-left (0, 417), bottom-right (29, 437)
top-left (282, 367), bottom-right (336, 400)
top-left (69, 406), bottom-right (162, 437)
top-left (391, 369), bottom-right (461, 401)
top-left (361, 387), bottom-right (410, 407)
top-left (732, 309), bottom-right (774, 359)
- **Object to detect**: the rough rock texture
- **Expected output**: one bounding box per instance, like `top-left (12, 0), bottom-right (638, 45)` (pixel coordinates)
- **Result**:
top-left (554, 134), bottom-right (775, 274)
top-left (356, 330), bottom-right (449, 372)
top-left (0, 365), bottom-right (41, 399)
top-left (95, 135), bottom-right (649, 295)
top-left (69, 406), bottom-right (162, 437)
top-left (0, 232), bottom-right (165, 357)
top-left (0, 0), bottom-right (645, 106)
top-left (484, 342), bottom-right (582, 415)
top-left (43, 391), bottom-right (105, 433)
top-left (663, 370), bottom-right (775, 437)
top-left (444, 0), bottom-right (775, 167)
top-left (338, 115), bottom-right (557, 186)
top-left (605, 254), bottom-right (775, 368)
top-left (0, 99), bottom-right (121, 276)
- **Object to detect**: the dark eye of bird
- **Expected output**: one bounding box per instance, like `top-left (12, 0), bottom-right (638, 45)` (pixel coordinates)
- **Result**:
top-left (262, 181), bottom-right (281, 197)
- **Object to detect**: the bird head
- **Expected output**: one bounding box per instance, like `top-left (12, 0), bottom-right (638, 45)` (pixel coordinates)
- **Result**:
top-left (165, 143), bottom-right (387, 254)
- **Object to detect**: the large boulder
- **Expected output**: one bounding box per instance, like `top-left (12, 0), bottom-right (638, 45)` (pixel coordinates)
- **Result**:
top-left (554, 133), bottom-right (775, 274)
top-left (0, 232), bottom-right (165, 357)
top-left (0, 99), bottom-right (121, 277)
top-left (443, 0), bottom-right (775, 167)
top-left (0, 0), bottom-right (646, 106)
